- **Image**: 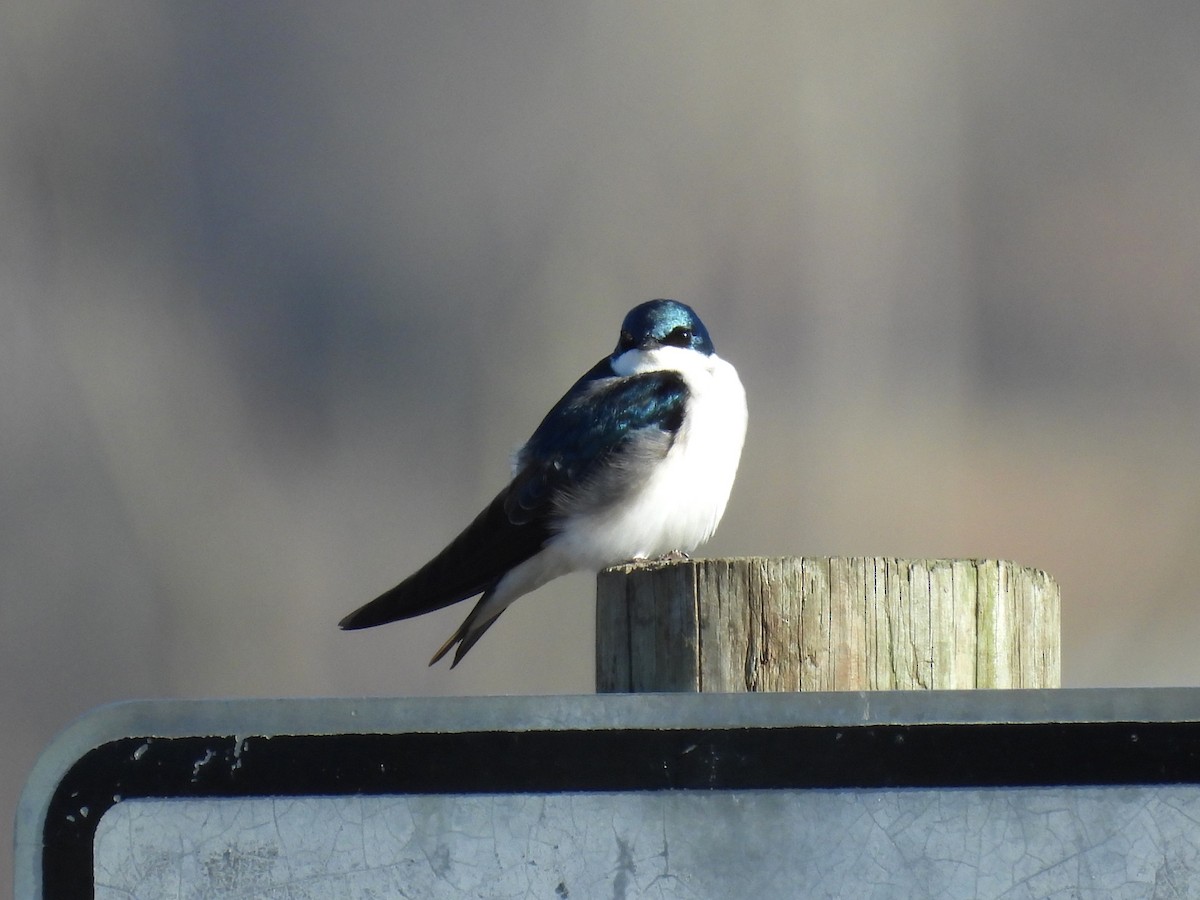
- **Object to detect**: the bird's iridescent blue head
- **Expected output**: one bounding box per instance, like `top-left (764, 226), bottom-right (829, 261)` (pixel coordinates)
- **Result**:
top-left (614, 299), bottom-right (715, 357)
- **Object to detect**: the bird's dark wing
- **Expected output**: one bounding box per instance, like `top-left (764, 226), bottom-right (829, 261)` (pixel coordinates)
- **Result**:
top-left (339, 360), bottom-right (689, 641)
top-left (337, 476), bottom-right (552, 631)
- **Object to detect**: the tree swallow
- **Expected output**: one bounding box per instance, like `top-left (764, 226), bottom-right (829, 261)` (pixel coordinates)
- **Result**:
top-left (339, 299), bottom-right (748, 667)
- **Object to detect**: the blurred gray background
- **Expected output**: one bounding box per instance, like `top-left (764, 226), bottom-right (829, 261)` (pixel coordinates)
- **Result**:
top-left (4, 1), bottom-right (1200, 888)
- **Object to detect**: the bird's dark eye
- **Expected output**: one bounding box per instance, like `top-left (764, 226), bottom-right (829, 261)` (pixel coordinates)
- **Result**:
top-left (617, 330), bottom-right (636, 351)
top-left (662, 326), bottom-right (693, 347)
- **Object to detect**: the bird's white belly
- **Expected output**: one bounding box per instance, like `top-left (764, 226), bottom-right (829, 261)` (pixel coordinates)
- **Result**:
top-left (554, 351), bottom-right (747, 569)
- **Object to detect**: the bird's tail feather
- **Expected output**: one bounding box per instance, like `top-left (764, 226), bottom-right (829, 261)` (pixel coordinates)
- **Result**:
top-left (427, 592), bottom-right (506, 668)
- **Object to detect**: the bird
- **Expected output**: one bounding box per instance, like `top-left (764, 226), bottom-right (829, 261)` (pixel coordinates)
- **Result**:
top-left (339, 299), bottom-right (748, 667)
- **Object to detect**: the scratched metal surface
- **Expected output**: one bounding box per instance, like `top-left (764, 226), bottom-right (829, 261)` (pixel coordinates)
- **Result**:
top-left (93, 786), bottom-right (1200, 899)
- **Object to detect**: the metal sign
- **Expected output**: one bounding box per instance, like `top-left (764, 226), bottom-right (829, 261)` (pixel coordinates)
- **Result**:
top-left (17, 690), bottom-right (1200, 898)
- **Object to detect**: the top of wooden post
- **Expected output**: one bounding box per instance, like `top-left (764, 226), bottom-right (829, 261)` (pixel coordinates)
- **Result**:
top-left (596, 556), bottom-right (1060, 693)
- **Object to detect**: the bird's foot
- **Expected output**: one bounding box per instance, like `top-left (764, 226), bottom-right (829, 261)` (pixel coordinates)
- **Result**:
top-left (625, 550), bottom-right (690, 568)
top-left (658, 549), bottom-right (691, 562)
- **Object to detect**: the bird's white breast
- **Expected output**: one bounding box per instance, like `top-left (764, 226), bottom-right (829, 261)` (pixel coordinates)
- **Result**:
top-left (554, 345), bottom-right (748, 568)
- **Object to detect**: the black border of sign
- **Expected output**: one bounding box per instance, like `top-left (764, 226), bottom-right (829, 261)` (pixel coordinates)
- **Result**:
top-left (42, 719), bottom-right (1200, 897)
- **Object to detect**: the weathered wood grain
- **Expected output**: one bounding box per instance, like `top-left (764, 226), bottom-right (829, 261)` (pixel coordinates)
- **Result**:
top-left (596, 557), bottom-right (1061, 692)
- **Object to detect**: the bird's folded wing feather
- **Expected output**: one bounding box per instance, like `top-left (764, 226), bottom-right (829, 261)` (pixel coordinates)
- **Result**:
top-left (337, 480), bottom-right (552, 630)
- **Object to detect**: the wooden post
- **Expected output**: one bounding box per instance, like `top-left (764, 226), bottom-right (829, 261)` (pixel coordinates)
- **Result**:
top-left (596, 557), bottom-right (1060, 692)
